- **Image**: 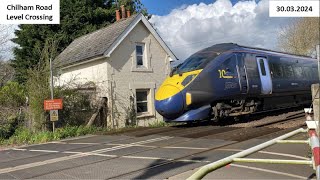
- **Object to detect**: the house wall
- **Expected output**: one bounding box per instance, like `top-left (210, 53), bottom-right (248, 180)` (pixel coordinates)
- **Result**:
top-left (56, 58), bottom-right (109, 99)
top-left (108, 21), bottom-right (171, 127)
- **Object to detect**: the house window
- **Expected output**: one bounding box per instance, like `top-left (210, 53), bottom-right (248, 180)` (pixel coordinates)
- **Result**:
top-left (136, 89), bottom-right (149, 114)
top-left (136, 43), bottom-right (145, 67)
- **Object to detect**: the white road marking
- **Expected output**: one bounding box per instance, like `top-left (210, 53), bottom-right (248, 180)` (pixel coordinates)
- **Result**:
top-left (218, 148), bottom-right (310, 160)
top-left (231, 164), bottom-right (307, 179)
top-left (0, 136), bottom-right (172, 174)
top-left (165, 146), bottom-right (208, 150)
top-left (29, 150), bottom-right (59, 153)
top-left (107, 143), bottom-right (208, 150)
top-left (11, 148), bottom-right (27, 151)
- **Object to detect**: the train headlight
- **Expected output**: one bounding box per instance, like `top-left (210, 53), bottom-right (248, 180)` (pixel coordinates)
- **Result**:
top-left (186, 92), bottom-right (192, 105)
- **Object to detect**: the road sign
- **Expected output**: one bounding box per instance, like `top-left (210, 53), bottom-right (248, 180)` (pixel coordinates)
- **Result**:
top-left (44, 99), bottom-right (63, 110)
top-left (50, 110), bottom-right (59, 122)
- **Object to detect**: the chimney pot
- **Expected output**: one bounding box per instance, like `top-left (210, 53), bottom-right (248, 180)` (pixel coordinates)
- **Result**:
top-left (121, 5), bottom-right (126, 19)
top-left (116, 10), bottom-right (120, 21)
top-left (126, 10), bottom-right (131, 18)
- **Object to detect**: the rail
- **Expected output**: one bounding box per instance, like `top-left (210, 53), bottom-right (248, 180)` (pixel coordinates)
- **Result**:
top-left (188, 109), bottom-right (320, 180)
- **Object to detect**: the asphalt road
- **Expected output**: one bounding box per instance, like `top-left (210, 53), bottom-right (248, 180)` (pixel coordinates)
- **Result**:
top-left (0, 126), bottom-right (316, 179)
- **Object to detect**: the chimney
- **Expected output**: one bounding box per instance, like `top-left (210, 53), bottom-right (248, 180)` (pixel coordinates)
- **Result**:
top-left (116, 9), bottom-right (120, 21)
top-left (121, 5), bottom-right (126, 19)
top-left (126, 10), bottom-right (131, 18)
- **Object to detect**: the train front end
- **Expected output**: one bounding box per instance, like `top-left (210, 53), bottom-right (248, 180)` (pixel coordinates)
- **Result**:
top-left (155, 49), bottom-right (220, 122)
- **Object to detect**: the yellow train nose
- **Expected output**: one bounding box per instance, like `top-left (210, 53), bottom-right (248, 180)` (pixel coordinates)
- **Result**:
top-left (155, 85), bottom-right (181, 101)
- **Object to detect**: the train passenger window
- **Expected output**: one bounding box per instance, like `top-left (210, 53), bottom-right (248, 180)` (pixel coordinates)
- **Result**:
top-left (259, 59), bottom-right (266, 76)
top-left (303, 67), bottom-right (313, 80)
top-left (272, 63), bottom-right (283, 78)
top-left (283, 65), bottom-right (294, 79)
top-left (293, 66), bottom-right (303, 78)
top-left (312, 67), bottom-right (319, 80)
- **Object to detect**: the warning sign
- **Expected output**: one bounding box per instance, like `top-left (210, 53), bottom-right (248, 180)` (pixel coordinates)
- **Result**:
top-left (50, 110), bottom-right (58, 122)
top-left (44, 99), bottom-right (63, 110)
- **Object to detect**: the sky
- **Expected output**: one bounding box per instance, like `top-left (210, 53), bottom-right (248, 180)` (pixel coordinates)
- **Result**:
top-left (1, 0), bottom-right (292, 61)
top-left (145, 0), bottom-right (291, 60)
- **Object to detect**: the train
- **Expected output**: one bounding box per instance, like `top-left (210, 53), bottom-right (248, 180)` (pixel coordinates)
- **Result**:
top-left (155, 43), bottom-right (318, 122)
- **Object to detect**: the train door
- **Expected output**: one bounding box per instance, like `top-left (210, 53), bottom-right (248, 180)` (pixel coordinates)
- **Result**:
top-left (257, 57), bottom-right (272, 94)
top-left (236, 53), bottom-right (248, 94)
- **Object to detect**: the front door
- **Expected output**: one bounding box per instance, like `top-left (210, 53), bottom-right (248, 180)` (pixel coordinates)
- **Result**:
top-left (256, 57), bottom-right (272, 94)
top-left (236, 54), bottom-right (248, 94)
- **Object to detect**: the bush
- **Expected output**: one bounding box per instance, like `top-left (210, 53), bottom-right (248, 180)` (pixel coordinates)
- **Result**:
top-left (0, 82), bottom-right (25, 107)
top-left (55, 88), bottom-right (96, 127)
top-left (0, 125), bottom-right (104, 146)
top-left (0, 113), bottom-right (21, 139)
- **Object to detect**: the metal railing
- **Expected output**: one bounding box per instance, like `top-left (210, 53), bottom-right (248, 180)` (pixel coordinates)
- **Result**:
top-left (188, 109), bottom-right (320, 180)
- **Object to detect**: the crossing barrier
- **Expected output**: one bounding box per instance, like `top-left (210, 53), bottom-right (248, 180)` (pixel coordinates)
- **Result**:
top-left (187, 109), bottom-right (320, 180)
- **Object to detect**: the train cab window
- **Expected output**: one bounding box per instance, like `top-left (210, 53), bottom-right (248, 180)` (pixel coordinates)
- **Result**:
top-left (283, 65), bottom-right (294, 79)
top-left (293, 66), bottom-right (303, 79)
top-left (303, 67), bottom-right (313, 80)
top-left (272, 63), bottom-right (283, 78)
top-left (222, 57), bottom-right (236, 75)
top-left (259, 59), bottom-right (266, 76)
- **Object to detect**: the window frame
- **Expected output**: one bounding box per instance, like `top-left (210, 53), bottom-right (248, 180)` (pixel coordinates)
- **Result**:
top-left (135, 43), bottom-right (145, 67)
top-left (136, 89), bottom-right (149, 114)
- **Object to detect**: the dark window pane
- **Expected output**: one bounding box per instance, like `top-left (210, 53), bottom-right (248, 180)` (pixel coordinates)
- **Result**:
top-left (312, 67), bottom-right (319, 80)
top-left (136, 45), bottom-right (143, 55)
top-left (283, 65), bottom-right (294, 78)
top-left (272, 63), bottom-right (283, 78)
top-left (137, 102), bottom-right (148, 113)
top-left (137, 56), bottom-right (143, 66)
top-left (293, 66), bottom-right (303, 78)
top-left (303, 67), bottom-right (312, 79)
top-left (173, 51), bottom-right (219, 75)
top-left (136, 91), bottom-right (148, 101)
top-left (259, 59), bottom-right (266, 76)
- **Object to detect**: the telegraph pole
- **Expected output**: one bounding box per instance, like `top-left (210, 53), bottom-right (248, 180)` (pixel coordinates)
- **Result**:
top-left (50, 58), bottom-right (55, 132)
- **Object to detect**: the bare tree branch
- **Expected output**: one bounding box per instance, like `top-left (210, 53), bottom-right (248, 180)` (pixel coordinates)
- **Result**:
top-left (278, 17), bottom-right (320, 57)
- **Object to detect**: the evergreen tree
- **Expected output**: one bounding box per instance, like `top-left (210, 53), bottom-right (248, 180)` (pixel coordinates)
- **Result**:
top-left (12, 0), bottom-right (146, 84)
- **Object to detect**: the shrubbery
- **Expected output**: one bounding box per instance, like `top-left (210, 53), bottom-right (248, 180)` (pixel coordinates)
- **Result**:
top-left (0, 125), bottom-right (105, 146)
top-left (0, 81), bottom-right (25, 107)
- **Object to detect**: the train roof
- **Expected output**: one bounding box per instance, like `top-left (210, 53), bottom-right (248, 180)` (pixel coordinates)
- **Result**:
top-left (198, 43), bottom-right (315, 60)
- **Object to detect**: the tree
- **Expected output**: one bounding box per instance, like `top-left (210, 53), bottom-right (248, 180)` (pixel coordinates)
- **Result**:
top-left (278, 17), bottom-right (320, 57)
top-left (0, 25), bottom-right (13, 60)
top-left (0, 60), bottom-right (15, 87)
top-left (12, 0), bottom-right (146, 84)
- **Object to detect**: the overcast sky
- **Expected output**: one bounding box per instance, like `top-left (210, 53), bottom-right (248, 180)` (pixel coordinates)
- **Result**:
top-left (1, 0), bottom-right (293, 61)
top-left (149, 0), bottom-right (291, 60)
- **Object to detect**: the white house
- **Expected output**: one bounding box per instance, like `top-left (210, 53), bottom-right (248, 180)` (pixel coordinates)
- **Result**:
top-left (54, 13), bottom-right (177, 128)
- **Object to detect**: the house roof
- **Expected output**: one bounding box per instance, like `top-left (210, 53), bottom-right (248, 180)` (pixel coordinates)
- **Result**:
top-left (55, 13), bottom-right (177, 68)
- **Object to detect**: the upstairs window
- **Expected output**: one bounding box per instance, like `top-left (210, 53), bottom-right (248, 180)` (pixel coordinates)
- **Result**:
top-left (136, 43), bottom-right (145, 67)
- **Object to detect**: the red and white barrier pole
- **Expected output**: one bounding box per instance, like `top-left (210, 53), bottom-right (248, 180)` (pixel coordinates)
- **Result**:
top-left (308, 129), bottom-right (320, 179)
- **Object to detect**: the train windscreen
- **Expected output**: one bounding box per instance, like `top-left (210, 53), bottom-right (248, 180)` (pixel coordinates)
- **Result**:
top-left (173, 51), bottom-right (218, 75)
